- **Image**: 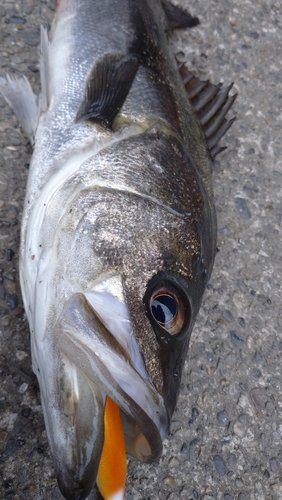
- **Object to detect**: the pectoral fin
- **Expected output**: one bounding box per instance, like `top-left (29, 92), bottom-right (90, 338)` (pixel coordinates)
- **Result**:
top-left (76, 54), bottom-right (139, 128)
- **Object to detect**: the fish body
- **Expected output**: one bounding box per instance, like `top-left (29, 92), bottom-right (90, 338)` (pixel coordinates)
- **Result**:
top-left (0, 1), bottom-right (236, 499)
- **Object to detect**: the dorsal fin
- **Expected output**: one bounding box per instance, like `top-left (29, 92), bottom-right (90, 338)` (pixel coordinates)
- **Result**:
top-left (76, 54), bottom-right (139, 129)
top-left (178, 62), bottom-right (237, 159)
top-left (161, 0), bottom-right (200, 30)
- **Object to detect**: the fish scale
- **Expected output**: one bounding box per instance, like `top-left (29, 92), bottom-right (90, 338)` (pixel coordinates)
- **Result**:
top-left (0, 0), bottom-right (236, 499)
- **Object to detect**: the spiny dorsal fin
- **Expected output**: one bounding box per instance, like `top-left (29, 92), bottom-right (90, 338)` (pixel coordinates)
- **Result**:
top-left (161, 0), bottom-right (200, 30)
top-left (76, 54), bottom-right (139, 129)
top-left (178, 62), bottom-right (237, 159)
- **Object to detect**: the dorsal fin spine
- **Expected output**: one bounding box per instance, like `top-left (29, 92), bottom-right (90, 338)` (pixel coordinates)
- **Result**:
top-left (177, 60), bottom-right (237, 159)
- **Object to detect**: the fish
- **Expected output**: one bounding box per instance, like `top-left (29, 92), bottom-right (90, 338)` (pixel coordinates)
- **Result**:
top-left (0, 0), bottom-right (236, 499)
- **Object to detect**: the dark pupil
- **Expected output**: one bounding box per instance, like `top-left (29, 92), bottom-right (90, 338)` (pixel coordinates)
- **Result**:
top-left (151, 294), bottom-right (177, 324)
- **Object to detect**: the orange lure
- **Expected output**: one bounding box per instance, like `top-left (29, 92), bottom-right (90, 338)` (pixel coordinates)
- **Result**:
top-left (96, 396), bottom-right (127, 500)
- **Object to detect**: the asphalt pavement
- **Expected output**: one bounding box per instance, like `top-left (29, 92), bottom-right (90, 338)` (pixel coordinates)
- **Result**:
top-left (0, 0), bottom-right (282, 499)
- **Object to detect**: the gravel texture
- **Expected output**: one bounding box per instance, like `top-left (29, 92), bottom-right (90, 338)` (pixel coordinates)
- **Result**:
top-left (0, 0), bottom-right (282, 499)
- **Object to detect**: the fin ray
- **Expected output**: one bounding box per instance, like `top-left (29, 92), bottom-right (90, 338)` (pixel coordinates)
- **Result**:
top-left (207, 117), bottom-right (236, 152)
top-left (178, 61), bottom-right (237, 158)
top-left (76, 54), bottom-right (139, 129)
top-left (0, 75), bottom-right (39, 145)
top-left (161, 0), bottom-right (200, 30)
top-left (203, 93), bottom-right (237, 138)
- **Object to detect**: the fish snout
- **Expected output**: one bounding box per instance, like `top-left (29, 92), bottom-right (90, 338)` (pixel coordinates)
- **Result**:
top-left (39, 291), bottom-right (167, 499)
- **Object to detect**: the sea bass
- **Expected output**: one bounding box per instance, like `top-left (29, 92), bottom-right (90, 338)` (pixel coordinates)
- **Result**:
top-left (0, 0), bottom-right (236, 499)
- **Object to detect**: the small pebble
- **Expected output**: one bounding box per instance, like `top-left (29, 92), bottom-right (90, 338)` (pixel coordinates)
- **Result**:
top-left (238, 413), bottom-right (248, 425)
top-left (163, 476), bottom-right (175, 486)
top-left (166, 494), bottom-right (178, 500)
top-left (225, 352), bottom-right (236, 366)
top-left (230, 331), bottom-right (244, 347)
top-left (6, 248), bottom-right (15, 261)
top-left (237, 393), bottom-right (251, 410)
top-left (16, 351), bottom-right (28, 361)
top-left (9, 15), bottom-right (26, 24)
top-left (188, 438), bottom-right (199, 464)
top-left (238, 317), bottom-right (245, 327)
top-left (249, 387), bottom-right (268, 409)
top-left (235, 197), bottom-right (251, 219)
top-left (2, 316), bottom-right (10, 327)
top-left (238, 494), bottom-right (248, 500)
top-left (239, 383), bottom-right (248, 392)
top-left (220, 378), bottom-right (230, 387)
top-left (19, 383), bottom-right (28, 394)
top-left (249, 31), bottom-right (259, 39)
top-left (21, 29), bottom-right (40, 47)
top-left (223, 310), bottom-right (234, 322)
top-left (3, 271), bottom-right (15, 281)
top-left (180, 442), bottom-right (188, 453)
top-left (270, 482), bottom-right (280, 492)
top-left (21, 408), bottom-right (31, 418)
top-left (6, 293), bottom-right (19, 310)
top-left (252, 352), bottom-right (263, 363)
top-left (0, 431), bottom-right (9, 441)
top-left (233, 421), bottom-right (246, 438)
top-left (269, 457), bottom-right (279, 472)
top-left (213, 454), bottom-right (227, 476)
top-left (228, 454), bottom-right (237, 467)
top-left (168, 457), bottom-right (179, 468)
top-left (252, 368), bottom-right (262, 379)
top-left (217, 410), bottom-right (229, 425)
top-left (191, 407), bottom-right (199, 421)
top-left (5, 438), bottom-right (22, 454)
top-left (233, 291), bottom-right (249, 311)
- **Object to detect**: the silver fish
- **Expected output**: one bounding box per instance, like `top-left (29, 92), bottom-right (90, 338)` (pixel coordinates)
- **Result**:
top-left (0, 0), bottom-right (236, 499)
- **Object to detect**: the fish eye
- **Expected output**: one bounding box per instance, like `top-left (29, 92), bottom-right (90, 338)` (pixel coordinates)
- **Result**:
top-left (149, 282), bottom-right (188, 336)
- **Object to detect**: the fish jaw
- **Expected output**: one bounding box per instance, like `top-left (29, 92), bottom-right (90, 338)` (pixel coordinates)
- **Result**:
top-left (33, 277), bottom-right (167, 499)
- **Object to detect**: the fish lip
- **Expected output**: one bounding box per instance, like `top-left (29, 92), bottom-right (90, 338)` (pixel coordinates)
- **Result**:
top-left (58, 289), bottom-right (169, 451)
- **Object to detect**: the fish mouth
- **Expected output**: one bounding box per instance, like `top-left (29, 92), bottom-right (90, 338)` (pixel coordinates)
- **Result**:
top-left (42, 275), bottom-right (168, 500)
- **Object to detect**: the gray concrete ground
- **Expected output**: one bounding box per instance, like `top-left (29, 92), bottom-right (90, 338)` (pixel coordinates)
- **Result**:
top-left (0, 0), bottom-right (282, 499)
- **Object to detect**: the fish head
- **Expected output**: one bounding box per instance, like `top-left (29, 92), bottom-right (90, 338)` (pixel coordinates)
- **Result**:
top-left (26, 126), bottom-right (216, 499)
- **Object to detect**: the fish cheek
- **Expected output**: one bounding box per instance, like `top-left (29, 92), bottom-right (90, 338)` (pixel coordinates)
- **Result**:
top-left (90, 191), bottom-right (200, 396)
